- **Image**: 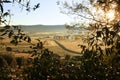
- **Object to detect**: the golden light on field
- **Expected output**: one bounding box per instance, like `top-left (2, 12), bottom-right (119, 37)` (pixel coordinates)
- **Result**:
top-left (106, 10), bottom-right (115, 21)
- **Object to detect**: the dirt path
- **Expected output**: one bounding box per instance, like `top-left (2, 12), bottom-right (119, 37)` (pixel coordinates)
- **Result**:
top-left (53, 40), bottom-right (81, 54)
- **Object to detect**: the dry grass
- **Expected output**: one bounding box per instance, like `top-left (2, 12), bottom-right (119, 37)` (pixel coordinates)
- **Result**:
top-left (0, 36), bottom-right (84, 58)
top-left (57, 39), bottom-right (82, 52)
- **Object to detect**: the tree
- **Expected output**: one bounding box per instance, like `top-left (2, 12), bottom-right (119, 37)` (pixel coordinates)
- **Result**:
top-left (0, 0), bottom-right (40, 79)
top-left (0, 0), bottom-right (40, 46)
top-left (0, 0), bottom-right (119, 79)
top-left (59, 0), bottom-right (120, 79)
top-left (59, 0), bottom-right (120, 54)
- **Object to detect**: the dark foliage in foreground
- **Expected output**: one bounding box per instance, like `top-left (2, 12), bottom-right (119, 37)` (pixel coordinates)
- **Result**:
top-left (0, 0), bottom-right (120, 80)
top-left (22, 49), bottom-right (120, 80)
top-left (23, 19), bottom-right (120, 79)
top-left (23, 18), bottom-right (120, 80)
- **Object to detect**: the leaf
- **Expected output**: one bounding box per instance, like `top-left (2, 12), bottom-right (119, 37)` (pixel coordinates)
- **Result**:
top-left (104, 27), bottom-right (109, 37)
top-left (80, 45), bottom-right (86, 51)
top-left (90, 0), bottom-right (94, 4)
top-left (99, 47), bottom-right (103, 56)
top-left (56, 1), bottom-right (60, 5)
top-left (0, 29), bottom-right (8, 36)
top-left (96, 31), bottom-right (102, 37)
top-left (8, 31), bottom-right (14, 38)
top-left (89, 37), bottom-right (94, 40)
top-left (19, 0), bottom-right (21, 3)
top-left (19, 35), bottom-right (23, 39)
top-left (0, 28), bottom-right (5, 32)
top-left (10, 40), bottom-right (15, 44)
top-left (13, 0), bottom-right (15, 3)
top-left (10, 40), bottom-right (18, 45)
top-left (110, 39), bottom-right (113, 45)
top-left (107, 40), bottom-right (111, 46)
top-left (36, 3), bottom-right (40, 8)
top-left (18, 29), bottom-right (21, 33)
top-left (0, 32), bottom-right (7, 36)
top-left (27, 36), bottom-right (31, 43)
top-left (105, 48), bottom-right (111, 56)
top-left (33, 3), bottom-right (40, 10)
top-left (116, 41), bottom-right (120, 49)
top-left (3, 0), bottom-right (11, 3)
top-left (3, 12), bottom-right (9, 17)
top-left (90, 40), bottom-right (94, 46)
top-left (14, 36), bottom-right (18, 40)
top-left (12, 25), bottom-right (18, 30)
top-left (36, 42), bottom-right (43, 49)
top-left (4, 25), bottom-right (10, 29)
top-left (110, 31), bottom-right (116, 38)
top-left (26, 2), bottom-right (29, 7)
top-left (24, 36), bottom-right (27, 40)
top-left (0, 4), bottom-right (3, 13)
top-left (26, 8), bottom-right (30, 12)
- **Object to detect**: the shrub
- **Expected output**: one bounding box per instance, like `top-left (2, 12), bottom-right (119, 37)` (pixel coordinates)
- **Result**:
top-left (0, 56), bottom-right (8, 67)
top-left (0, 54), bottom-right (11, 80)
top-left (0, 53), bottom-right (15, 66)
top-left (16, 57), bottom-right (26, 68)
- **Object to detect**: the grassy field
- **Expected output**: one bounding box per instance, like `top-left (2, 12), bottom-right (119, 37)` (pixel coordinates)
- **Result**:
top-left (0, 36), bottom-right (83, 58)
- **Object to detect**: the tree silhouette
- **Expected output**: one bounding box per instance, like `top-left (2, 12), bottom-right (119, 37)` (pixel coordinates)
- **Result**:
top-left (59, 0), bottom-right (120, 79)
top-left (0, 0), bottom-right (40, 46)
top-left (0, 0), bottom-right (40, 79)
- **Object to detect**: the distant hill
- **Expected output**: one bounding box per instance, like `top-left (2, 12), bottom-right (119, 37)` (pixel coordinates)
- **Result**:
top-left (20, 24), bottom-right (66, 33)
top-left (21, 24), bottom-right (64, 27)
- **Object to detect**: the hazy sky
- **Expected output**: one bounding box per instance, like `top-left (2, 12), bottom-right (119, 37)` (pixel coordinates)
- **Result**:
top-left (3, 0), bottom-right (74, 25)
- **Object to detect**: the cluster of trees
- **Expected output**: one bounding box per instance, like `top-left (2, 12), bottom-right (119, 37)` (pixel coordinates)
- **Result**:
top-left (0, 0), bottom-right (120, 80)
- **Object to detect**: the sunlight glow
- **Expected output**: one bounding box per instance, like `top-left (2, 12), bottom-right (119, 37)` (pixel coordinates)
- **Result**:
top-left (106, 10), bottom-right (115, 21)
top-left (111, 3), bottom-right (117, 8)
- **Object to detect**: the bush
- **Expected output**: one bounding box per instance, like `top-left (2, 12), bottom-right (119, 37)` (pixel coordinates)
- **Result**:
top-left (16, 57), bottom-right (26, 68)
top-left (0, 54), bottom-right (11, 80)
top-left (10, 57), bottom-right (17, 68)
top-left (0, 56), bottom-right (8, 67)
top-left (0, 53), bottom-right (17, 67)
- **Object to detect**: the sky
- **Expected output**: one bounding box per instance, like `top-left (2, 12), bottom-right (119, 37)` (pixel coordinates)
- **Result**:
top-left (3, 0), bottom-right (74, 25)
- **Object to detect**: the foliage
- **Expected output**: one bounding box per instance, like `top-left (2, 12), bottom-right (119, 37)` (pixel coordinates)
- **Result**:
top-left (1, 53), bottom-right (14, 65)
top-left (23, 49), bottom-right (82, 80)
top-left (16, 57), bottom-right (26, 68)
top-left (0, 0), bottom-right (40, 79)
top-left (0, 55), bottom-right (8, 73)
top-left (0, 0), bottom-right (120, 80)
top-left (0, 53), bottom-right (15, 79)
top-left (58, 0), bottom-right (120, 79)
top-left (65, 23), bottom-right (87, 35)
top-left (0, 67), bottom-right (11, 80)
top-left (0, 0), bottom-right (40, 46)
